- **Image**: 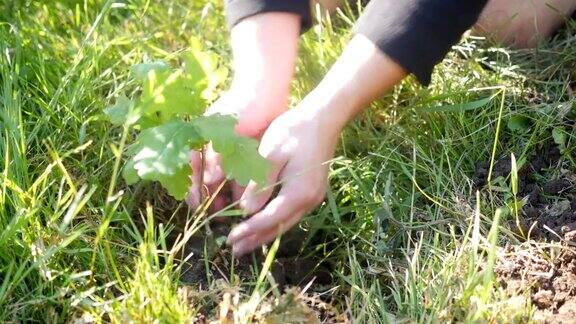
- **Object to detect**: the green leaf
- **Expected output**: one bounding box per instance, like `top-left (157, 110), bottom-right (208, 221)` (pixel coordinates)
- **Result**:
top-left (112, 50), bottom-right (257, 200)
top-left (192, 114), bottom-right (237, 152)
top-left (419, 96), bottom-right (493, 113)
top-left (192, 114), bottom-right (269, 185)
top-left (184, 43), bottom-right (227, 102)
top-left (507, 115), bottom-right (531, 132)
top-left (158, 163), bottom-right (192, 200)
top-left (139, 68), bottom-right (205, 120)
top-left (131, 61), bottom-right (170, 81)
top-left (552, 127), bottom-right (566, 150)
top-left (122, 159), bottom-right (139, 185)
top-left (220, 140), bottom-right (269, 186)
top-left (130, 121), bottom-right (205, 198)
top-left (183, 51), bottom-right (207, 85)
top-left (104, 95), bottom-right (136, 126)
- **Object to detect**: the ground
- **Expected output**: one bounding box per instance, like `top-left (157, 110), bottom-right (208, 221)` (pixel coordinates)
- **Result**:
top-left (0, 0), bottom-right (575, 323)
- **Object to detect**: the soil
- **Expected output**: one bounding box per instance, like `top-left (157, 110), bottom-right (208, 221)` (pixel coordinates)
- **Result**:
top-left (173, 220), bottom-right (341, 322)
top-left (494, 231), bottom-right (576, 323)
top-left (475, 143), bottom-right (576, 322)
top-left (182, 285), bottom-right (347, 323)
top-left (177, 222), bottom-right (334, 290)
top-left (473, 144), bottom-right (576, 240)
top-left (133, 181), bottom-right (342, 321)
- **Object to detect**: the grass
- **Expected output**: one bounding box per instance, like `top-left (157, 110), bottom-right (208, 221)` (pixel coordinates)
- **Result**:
top-left (1, 0), bottom-right (575, 322)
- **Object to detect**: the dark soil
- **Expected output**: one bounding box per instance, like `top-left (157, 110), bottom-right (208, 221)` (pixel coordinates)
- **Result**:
top-left (132, 185), bottom-right (341, 321)
top-left (494, 231), bottom-right (576, 323)
top-left (476, 142), bottom-right (576, 321)
top-left (175, 221), bottom-right (343, 322)
top-left (131, 182), bottom-right (334, 290)
top-left (177, 222), bottom-right (334, 290)
top-left (473, 144), bottom-right (576, 240)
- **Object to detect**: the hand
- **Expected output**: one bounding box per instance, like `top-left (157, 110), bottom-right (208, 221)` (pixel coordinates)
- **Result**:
top-left (226, 34), bottom-right (407, 255)
top-left (187, 12), bottom-right (300, 211)
top-left (226, 95), bottom-right (342, 256)
top-left (187, 90), bottom-right (286, 211)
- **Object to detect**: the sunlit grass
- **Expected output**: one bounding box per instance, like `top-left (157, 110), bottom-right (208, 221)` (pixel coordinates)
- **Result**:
top-left (0, 0), bottom-right (574, 322)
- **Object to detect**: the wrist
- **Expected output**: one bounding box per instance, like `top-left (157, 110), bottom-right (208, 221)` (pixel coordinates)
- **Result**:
top-left (302, 35), bottom-right (407, 132)
top-left (229, 76), bottom-right (290, 108)
top-left (220, 86), bottom-right (288, 139)
top-left (296, 88), bottom-right (353, 136)
top-left (229, 12), bottom-right (299, 108)
top-left (226, 12), bottom-right (300, 138)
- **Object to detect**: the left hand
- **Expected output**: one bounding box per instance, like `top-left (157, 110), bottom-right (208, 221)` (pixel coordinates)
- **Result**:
top-left (226, 93), bottom-right (342, 256)
top-left (187, 12), bottom-right (300, 212)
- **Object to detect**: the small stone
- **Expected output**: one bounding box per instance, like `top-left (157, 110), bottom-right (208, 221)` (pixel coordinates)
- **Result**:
top-left (532, 290), bottom-right (554, 308)
top-left (547, 200), bottom-right (572, 217)
top-left (564, 230), bottom-right (576, 242)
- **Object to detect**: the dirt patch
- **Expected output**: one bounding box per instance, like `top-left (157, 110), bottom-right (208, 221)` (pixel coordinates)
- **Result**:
top-left (177, 224), bottom-right (345, 322)
top-left (172, 218), bottom-right (341, 322)
top-left (494, 231), bottom-right (576, 323)
top-left (177, 222), bottom-right (334, 290)
top-left (130, 185), bottom-right (340, 321)
top-left (181, 285), bottom-right (348, 323)
top-left (253, 288), bottom-right (347, 323)
top-left (474, 144), bottom-right (576, 240)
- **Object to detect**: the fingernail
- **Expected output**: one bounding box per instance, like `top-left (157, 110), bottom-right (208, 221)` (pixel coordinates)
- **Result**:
top-left (227, 224), bottom-right (247, 245)
top-left (239, 199), bottom-right (251, 214)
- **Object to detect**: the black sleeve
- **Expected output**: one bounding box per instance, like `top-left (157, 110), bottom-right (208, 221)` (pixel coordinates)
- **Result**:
top-left (224, 0), bottom-right (312, 30)
top-left (225, 0), bottom-right (487, 86)
top-left (355, 0), bottom-right (488, 85)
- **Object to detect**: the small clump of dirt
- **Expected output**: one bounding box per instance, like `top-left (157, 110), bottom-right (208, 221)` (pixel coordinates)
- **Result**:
top-left (255, 288), bottom-right (348, 324)
top-left (473, 144), bottom-right (576, 240)
top-left (494, 230), bottom-right (576, 323)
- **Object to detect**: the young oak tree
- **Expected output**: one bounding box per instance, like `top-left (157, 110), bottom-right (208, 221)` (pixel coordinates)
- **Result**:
top-left (105, 43), bottom-right (269, 200)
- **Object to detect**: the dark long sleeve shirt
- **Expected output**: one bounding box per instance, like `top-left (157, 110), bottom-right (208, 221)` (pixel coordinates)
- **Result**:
top-left (225, 0), bottom-right (488, 85)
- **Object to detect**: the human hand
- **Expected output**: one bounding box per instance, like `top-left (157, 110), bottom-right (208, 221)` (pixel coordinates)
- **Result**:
top-left (187, 12), bottom-right (300, 211)
top-left (226, 94), bottom-right (343, 256)
top-left (186, 90), bottom-right (286, 211)
top-left (226, 34), bottom-right (407, 255)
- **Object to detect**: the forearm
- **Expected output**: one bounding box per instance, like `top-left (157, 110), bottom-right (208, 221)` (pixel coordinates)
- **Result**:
top-left (306, 35), bottom-right (407, 131)
top-left (229, 12), bottom-right (300, 107)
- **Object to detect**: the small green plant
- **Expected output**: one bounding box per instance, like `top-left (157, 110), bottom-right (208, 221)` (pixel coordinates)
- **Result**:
top-left (104, 44), bottom-right (269, 200)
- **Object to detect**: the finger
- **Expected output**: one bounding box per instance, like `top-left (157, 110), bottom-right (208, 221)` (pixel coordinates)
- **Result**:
top-left (186, 151), bottom-right (203, 208)
top-left (208, 180), bottom-right (231, 213)
top-left (203, 144), bottom-right (224, 186)
top-left (202, 144), bottom-right (228, 211)
top-left (239, 152), bottom-right (286, 215)
top-left (232, 211), bottom-right (304, 257)
top-left (227, 181), bottom-right (308, 245)
top-left (231, 182), bottom-right (245, 203)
